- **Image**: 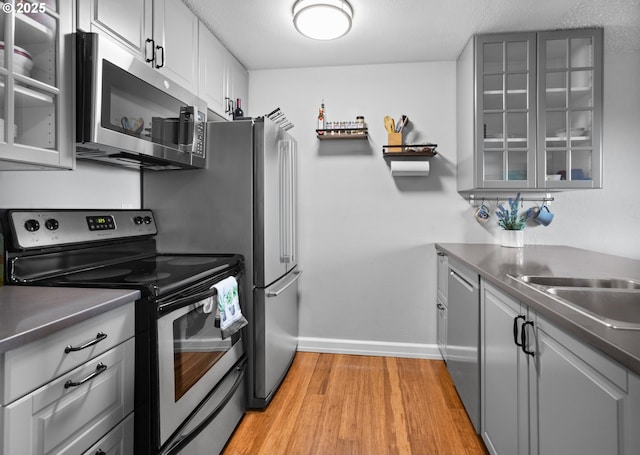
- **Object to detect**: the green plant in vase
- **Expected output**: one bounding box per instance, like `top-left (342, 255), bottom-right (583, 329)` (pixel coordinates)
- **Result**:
top-left (496, 193), bottom-right (532, 230)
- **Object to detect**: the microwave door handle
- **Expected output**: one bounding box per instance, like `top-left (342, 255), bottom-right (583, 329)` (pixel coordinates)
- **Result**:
top-left (178, 106), bottom-right (195, 151)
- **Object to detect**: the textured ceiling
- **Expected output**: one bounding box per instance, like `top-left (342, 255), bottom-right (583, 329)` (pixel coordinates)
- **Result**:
top-left (183, 0), bottom-right (640, 70)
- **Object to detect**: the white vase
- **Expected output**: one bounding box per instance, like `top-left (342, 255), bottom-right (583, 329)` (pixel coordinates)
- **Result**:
top-left (500, 229), bottom-right (524, 248)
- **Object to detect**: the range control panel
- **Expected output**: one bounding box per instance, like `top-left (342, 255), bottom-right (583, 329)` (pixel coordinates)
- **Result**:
top-left (9, 210), bottom-right (158, 250)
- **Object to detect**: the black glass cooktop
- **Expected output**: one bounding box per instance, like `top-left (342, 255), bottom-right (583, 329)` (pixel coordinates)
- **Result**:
top-left (44, 254), bottom-right (243, 297)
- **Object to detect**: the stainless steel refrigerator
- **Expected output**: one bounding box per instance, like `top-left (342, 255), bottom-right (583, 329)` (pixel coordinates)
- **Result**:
top-left (142, 117), bottom-right (300, 409)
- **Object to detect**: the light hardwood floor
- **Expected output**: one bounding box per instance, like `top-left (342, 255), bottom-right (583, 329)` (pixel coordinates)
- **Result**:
top-left (223, 352), bottom-right (488, 455)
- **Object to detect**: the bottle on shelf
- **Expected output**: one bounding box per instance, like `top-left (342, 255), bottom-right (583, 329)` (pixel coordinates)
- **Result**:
top-left (356, 116), bottom-right (365, 134)
top-left (233, 98), bottom-right (244, 120)
top-left (317, 101), bottom-right (325, 135)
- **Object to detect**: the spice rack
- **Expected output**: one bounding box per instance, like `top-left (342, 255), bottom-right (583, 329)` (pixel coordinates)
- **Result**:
top-left (316, 128), bottom-right (368, 140)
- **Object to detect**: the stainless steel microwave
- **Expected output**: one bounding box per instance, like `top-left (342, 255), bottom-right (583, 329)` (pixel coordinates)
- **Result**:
top-left (74, 32), bottom-right (206, 170)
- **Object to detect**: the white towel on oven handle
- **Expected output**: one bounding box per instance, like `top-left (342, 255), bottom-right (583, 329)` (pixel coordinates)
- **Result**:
top-left (213, 276), bottom-right (244, 332)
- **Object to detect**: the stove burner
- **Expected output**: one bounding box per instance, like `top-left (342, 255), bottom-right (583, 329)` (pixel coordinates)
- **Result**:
top-left (125, 272), bottom-right (171, 283)
top-left (65, 268), bottom-right (132, 281)
top-left (168, 257), bottom-right (221, 266)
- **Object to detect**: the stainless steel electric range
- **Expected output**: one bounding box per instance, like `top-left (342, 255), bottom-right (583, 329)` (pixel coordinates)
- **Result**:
top-left (1, 209), bottom-right (246, 455)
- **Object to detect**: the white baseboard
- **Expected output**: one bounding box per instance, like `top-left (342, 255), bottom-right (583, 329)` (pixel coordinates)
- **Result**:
top-left (297, 336), bottom-right (443, 360)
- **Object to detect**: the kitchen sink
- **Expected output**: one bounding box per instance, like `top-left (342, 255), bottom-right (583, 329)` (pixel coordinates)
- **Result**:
top-left (510, 275), bottom-right (640, 330)
top-left (546, 288), bottom-right (640, 330)
top-left (518, 275), bottom-right (640, 289)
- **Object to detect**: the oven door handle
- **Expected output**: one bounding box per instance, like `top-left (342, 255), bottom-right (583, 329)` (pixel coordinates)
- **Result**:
top-left (158, 288), bottom-right (218, 314)
top-left (160, 360), bottom-right (246, 455)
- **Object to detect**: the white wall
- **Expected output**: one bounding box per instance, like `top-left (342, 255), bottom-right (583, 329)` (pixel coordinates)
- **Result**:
top-left (248, 47), bottom-right (640, 359)
top-left (0, 161), bottom-right (141, 208)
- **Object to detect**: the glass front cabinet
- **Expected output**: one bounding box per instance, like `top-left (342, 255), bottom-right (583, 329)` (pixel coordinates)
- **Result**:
top-left (456, 28), bottom-right (603, 191)
top-left (0, 0), bottom-right (73, 170)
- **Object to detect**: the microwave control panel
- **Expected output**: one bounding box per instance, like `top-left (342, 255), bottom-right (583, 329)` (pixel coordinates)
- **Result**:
top-left (194, 111), bottom-right (206, 158)
top-left (8, 210), bottom-right (158, 250)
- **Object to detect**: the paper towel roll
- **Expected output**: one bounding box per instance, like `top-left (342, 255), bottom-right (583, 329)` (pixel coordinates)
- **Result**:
top-left (390, 160), bottom-right (430, 176)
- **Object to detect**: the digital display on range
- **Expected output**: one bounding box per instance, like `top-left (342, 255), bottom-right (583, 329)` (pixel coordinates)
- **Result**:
top-left (86, 215), bottom-right (116, 231)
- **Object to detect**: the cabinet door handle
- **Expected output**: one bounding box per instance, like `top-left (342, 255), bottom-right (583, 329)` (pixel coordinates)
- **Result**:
top-left (513, 315), bottom-right (526, 347)
top-left (64, 363), bottom-right (108, 389)
top-left (521, 321), bottom-right (536, 357)
top-left (437, 302), bottom-right (446, 310)
top-left (145, 38), bottom-right (155, 63)
top-left (64, 331), bottom-right (108, 354)
top-left (155, 45), bottom-right (165, 69)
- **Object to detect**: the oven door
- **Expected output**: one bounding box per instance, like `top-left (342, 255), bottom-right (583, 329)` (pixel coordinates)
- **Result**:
top-left (74, 31), bottom-right (207, 170)
top-left (156, 292), bottom-right (244, 447)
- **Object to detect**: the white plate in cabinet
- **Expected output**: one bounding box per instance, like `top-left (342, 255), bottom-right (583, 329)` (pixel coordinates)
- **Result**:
top-left (2, 338), bottom-right (134, 455)
top-left (1, 303), bottom-right (134, 404)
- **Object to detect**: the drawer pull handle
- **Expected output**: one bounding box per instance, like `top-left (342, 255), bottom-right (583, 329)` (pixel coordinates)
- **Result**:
top-left (64, 332), bottom-right (108, 354)
top-left (64, 363), bottom-right (108, 389)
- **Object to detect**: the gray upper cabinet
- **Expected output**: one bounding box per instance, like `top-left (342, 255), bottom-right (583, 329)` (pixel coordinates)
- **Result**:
top-left (457, 28), bottom-right (603, 192)
top-left (0, 0), bottom-right (74, 170)
top-left (78, 0), bottom-right (198, 92)
top-left (537, 29), bottom-right (603, 189)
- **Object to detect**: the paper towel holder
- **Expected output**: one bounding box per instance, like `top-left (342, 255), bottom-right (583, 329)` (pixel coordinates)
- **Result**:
top-left (382, 144), bottom-right (438, 176)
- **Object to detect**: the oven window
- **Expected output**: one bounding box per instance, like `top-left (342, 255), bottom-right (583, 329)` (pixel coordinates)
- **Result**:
top-left (173, 306), bottom-right (232, 401)
top-left (100, 60), bottom-right (185, 148)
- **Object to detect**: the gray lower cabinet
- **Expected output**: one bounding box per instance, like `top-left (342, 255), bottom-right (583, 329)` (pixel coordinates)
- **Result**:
top-left (481, 281), bottom-right (640, 455)
top-left (436, 252), bottom-right (448, 361)
top-left (0, 303), bottom-right (135, 455)
top-left (436, 297), bottom-right (447, 361)
top-left (481, 281), bottom-right (531, 455)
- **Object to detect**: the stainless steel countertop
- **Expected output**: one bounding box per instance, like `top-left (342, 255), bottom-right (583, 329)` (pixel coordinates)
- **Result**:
top-left (435, 243), bottom-right (640, 376)
top-left (0, 286), bottom-right (140, 353)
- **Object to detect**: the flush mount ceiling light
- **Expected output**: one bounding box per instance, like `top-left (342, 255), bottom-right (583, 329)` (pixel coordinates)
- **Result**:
top-left (293, 0), bottom-right (353, 40)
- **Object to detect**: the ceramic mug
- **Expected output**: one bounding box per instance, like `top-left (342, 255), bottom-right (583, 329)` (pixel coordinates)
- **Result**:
top-left (474, 203), bottom-right (491, 224)
top-left (534, 205), bottom-right (554, 226)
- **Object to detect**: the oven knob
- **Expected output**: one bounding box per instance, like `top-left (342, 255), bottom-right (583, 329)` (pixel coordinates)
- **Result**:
top-left (143, 216), bottom-right (152, 224)
top-left (45, 218), bottom-right (59, 231)
top-left (24, 219), bottom-right (40, 232)
top-left (133, 216), bottom-right (144, 225)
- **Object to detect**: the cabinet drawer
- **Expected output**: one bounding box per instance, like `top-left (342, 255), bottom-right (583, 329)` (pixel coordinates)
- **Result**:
top-left (2, 303), bottom-right (134, 404)
top-left (2, 338), bottom-right (135, 455)
top-left (82, 412), bottom-right (134, 455)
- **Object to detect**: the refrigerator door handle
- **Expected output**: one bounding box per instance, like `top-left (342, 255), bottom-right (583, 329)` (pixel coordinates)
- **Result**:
top-left (279, 139), bottom-right (294, 263)
top-left (288, 140), bottom-right (296, 264)
top-left (279, 141), bottom-right (288, 262)
top-left (266, 270), bottom-right (303, 297)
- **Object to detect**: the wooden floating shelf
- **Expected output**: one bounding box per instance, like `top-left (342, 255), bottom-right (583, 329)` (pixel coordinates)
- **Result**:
top-left (316, 128), bottom-right (368, 140)
top-left (382, 144), bottom-right (438, 158)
